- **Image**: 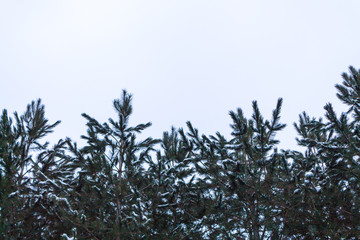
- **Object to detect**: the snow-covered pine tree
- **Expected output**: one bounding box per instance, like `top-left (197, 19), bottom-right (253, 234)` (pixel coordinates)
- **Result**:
top-left (142, 127), bottom-right (203, 238)
top-left (68, 90), bottom-right (159, 239)
top-left (224, 99), bottom-right (287, 239)
top-left (0, 100), bottom-right (75, 239)
top-left (286, 66), bottom-right (360, 238)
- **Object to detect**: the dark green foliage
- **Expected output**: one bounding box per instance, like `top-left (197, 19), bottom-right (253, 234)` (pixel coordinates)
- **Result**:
top-left (66, 90), bottom-right (160, 239)
top-left (1, 67), bottom-right (360, 239)
top-left (0, 100), bottom-right (74, 239)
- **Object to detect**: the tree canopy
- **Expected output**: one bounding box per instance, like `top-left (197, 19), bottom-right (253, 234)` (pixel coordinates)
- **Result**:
top-left (1, 66), bottom-right (360, 239)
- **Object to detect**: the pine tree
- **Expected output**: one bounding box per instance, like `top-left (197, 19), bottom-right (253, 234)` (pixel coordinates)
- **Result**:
top-left (67, 90), bottom-right (159, 239)
top-left (284, 66), bottom-right (360, 238)
top-left (0, 100), bottom-right (75, 239)
top-left (143, 127), bottom-right (202, 238)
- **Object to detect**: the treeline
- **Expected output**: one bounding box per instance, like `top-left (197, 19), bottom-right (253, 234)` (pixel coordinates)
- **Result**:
top-left (1, 67), bottom-right (360, 239)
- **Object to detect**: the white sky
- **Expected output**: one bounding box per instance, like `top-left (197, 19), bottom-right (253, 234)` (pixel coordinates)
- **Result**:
top-left (1, 0), bottom-right (360, 150)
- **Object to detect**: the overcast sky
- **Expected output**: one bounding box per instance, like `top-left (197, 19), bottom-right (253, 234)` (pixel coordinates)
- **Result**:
top-left (1, 1), bottom-right (360, 150)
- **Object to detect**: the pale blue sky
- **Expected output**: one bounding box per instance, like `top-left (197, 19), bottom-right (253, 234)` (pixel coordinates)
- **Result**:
top-left (1, 1), bottom-right (360, 150)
